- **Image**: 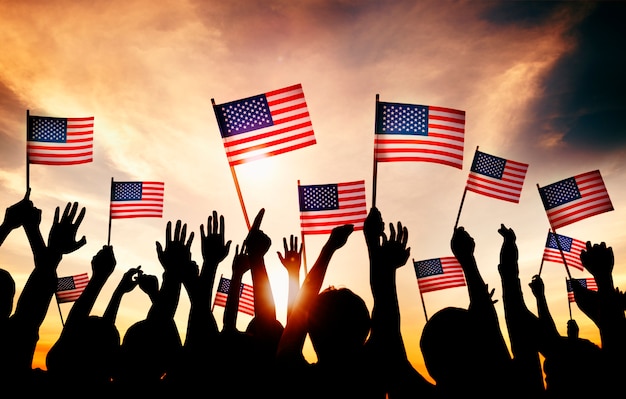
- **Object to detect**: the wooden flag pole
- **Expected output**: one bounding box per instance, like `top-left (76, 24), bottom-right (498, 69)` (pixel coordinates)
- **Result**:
top-left (371, 94), bottom-right (379, 208)
top-left (25, 109), bottom-right (30, 191)
top-left (454, 146), bottom-right (478, 230)
top-left (211, 98), bottom-right (251, 230)
top-left (230, 165), bottom-right (250, 230)
top-left (107, 177), bottom-right (113, 245)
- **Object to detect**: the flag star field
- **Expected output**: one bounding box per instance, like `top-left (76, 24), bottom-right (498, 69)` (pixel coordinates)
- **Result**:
top-left (540, 178), bottom-right (581, 209)
top-left (112, 182), bottom-right (144, 201)
top-left (471, 152), bottom-right (506, 179)
top-left (29, 118), bottom-right (67, 142)
top-left (299, 185), bottom-right (340, 211)
top-left (220, 95), bottom-right (273, 136)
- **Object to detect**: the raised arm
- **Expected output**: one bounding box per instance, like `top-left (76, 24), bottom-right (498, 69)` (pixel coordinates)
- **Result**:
top-left (184, 211), bottom-right (231, 347)
top-left (578, 241), bottom-right (626, 358)
top-left (103, 266), bottom-right (142, 325)
top-left (151, 219), bottom-right (194, 323)
top-left (496, 224), bottom-right (544, 396)
top-left (222, 243), bottom-right (250, 334)
top-left (0, 189), bottom-right (36, 247)
top-left (364, 207), bottom-right (434, 397)
top-left (64, 245), bottom-right (116, 328)
top-left (245, 209), bottom-right (277, 329)
top-left (277, 234), bottom-right (303, 322)
top-left (276, 223), bottom-right (353, 363)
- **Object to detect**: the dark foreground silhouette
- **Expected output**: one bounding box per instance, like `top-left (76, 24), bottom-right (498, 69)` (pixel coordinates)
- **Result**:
top-left (0, 190), bottom-right (623, 398)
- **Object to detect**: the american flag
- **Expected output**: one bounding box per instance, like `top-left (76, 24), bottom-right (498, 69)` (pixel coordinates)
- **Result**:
top-left (27, 115), bottom-right (94, 165)
top-left (466, 150), bottom-right (528, 203)
top-left (214, 84), bottom-right (316, 166)
top-left (538, 170), bottom-right (613, 230)
top-left (543, 231), bottom-right (586, 272)
top-left (566, 278), bottom-right (598, 303)
top-left (299, 180), bottom-right (367, 235)
top-left (414, 257), bottom-right (466, 293)
top-left (110, 181), bottom-right (164, 219)
top-left (213, 276), bottom-right (255, 316)
top-left (55, 273), bottom-right (89, 303)
top-left (374, 101), bottom-right (465, 169)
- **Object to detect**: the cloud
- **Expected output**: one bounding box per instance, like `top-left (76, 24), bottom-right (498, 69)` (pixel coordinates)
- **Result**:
top-left (484, 1), bottom-right (626, 152)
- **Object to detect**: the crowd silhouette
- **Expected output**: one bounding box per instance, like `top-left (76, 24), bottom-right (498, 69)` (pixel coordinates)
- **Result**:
top-left (0, 189), bottom-right (624, 398)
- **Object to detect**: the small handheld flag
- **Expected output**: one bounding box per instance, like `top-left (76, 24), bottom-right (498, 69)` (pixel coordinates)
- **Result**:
top-left (213, 276), bottom-right (255, 316)
top-left (538, 170), bottom-right (613, 230)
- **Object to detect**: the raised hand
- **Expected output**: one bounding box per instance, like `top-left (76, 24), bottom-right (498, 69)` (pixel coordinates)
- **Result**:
top-left (277, 235), bottom-right (303, 274)
top-left (363, 207), bottom-right (384, 250)
top-left (497, 224), bottom-right (519, 278)
top-left (378, 221), bottom-right (410, 269)
top-left (91, 245), bottom-right (117, 279)
top-left (327, 224), bottom-right (354, 251)
top-left (580, 241), bottom-right (614, 284)
top-left (200, 210), bottom-right (232, 267)
top-left (528, 274), bottom-right (545, 299)
top-left (245, 209), bottom-right (271, 261)
top-left (137, 273), bottom-right (159, 302)
top-left (451, 226), bottom-right (475, 261)
top-left (47, 202), bottom-right (87, 255)
top-left (117, 265), bottom-right (143, 294)
top-left (2, 189), bottom-right (39, 231)
top-left (156, 220), bottom-right (194, 277)
top-left (232, 243), bottom-right (252, 276)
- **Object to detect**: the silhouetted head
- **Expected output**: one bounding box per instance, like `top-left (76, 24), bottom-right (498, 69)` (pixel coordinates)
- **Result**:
top-left (47, 316), bottom-right (120, 386)
top-left (116, 318), bottom-right (182, 385)
top-left (0, 268), bottom-right (15, 319)
top-left (307, 286), bottom-right (370, 363)
top-left (246, 317), bottom-right (285, 358)
top-left (420, 307), bottom-right (489, 391)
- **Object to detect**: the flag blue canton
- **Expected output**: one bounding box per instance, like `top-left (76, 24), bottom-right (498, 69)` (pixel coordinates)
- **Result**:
top-left (217, 277), bottom-right (244, 296)
top-left (546, 232), bottom-right (573, 252)
top-left (567, 278), bottom-right (587, 292)
top-left (217, 277), bottom-right (231, 293)
top-left (470, 151), bottom-right (506, 179)
top-left (217, 94), bottom-right (273, 137)
top-left (376, 102), bottom-right (428, 135)
top-left (539, 178), bottom-right (581, 209)
top-left (57, 276), bottom-right (76, 291)
top-left (28, 117), bottom-right (67, 142)
top-left (414, 258), bottom-right (444, 278)
top-left (112, 182), bottom-right (143, 201)
top-left (299, 184), bottom-right (339, 211)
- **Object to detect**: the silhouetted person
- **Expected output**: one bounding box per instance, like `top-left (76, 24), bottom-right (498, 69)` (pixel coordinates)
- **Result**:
top-left (277, 223), bottom-right (385, 399)
top-left (497, 224), bottom-right (545, 396)
top-left (0, 197), bottom-right (87, 392)
top-left (169, 211), bottom-right (231, 396)
top-left (46, 244), bottom-right (120, 391)
top-left (529, 274), bottom-right (609, 398)
top-left (570, 240), bottom-right (625, 394)
top-left (363, 207), bottom-right (435, 398)
top-left (114, 220), bottom-right (190, 393)
top-left (420, 226), bottom-right (515, 398)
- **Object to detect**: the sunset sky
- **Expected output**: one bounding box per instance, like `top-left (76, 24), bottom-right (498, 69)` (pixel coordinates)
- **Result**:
top-left (1, 0), bottom-right (625, 382)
